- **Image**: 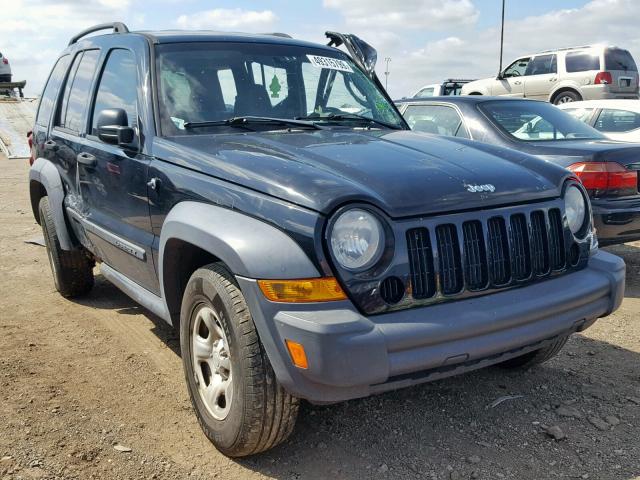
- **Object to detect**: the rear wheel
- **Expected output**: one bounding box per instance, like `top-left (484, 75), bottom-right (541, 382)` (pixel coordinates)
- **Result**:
top-left (553, 90), bottom-right (581, 105)
top-left (180, 263), bottom-right (299, 457)
top-left (498, 336), bottom-right (569, 369)
top-left (38, 196), bottom-right (94, 297)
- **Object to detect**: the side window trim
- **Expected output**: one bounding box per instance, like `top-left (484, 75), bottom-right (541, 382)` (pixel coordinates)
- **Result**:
top-left (54, 49), bottom-right (101, 136)
top-left (87, 47), bottom-right (139, 140)
top-left (55, 51), bottom-right (83, 134)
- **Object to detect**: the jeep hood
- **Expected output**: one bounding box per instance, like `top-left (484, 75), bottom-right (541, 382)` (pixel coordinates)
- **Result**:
top-left (153, 130), bottom-right (569, 218)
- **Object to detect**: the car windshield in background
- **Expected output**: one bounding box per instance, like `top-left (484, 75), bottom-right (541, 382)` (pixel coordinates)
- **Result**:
top-left (480, 100), bottom-right (606, 142)
top-left (605, 48), bottom-right (638, 72)
top-left (155, 42), bottom-right (404, 135)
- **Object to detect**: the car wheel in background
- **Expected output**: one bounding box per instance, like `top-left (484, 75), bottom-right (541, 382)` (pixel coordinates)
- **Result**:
top-left (180, 263), bottom-right (299, 457)
top-left (553, 90), bottom-right (581, 105)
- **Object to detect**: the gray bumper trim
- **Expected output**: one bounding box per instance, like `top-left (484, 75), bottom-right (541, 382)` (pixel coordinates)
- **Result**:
top-left (238, 250), bottom-right (625, 403)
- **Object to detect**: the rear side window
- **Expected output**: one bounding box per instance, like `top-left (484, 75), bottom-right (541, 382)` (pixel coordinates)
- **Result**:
top-left (404, 104), bottom-right (469, 138)
top-left (605, 48), bottom-right (638, 72)
top-left (525, 54), bottom-right (557, 76)
top-left (595, 108), bottom-right (640, 132)
top-left (36, 55), bottom-right (70, 127)
top-left (565, 52), bottom-right (601, 73)
top-left (57, 49), bottom-right (100, 133)
top-left (91, 49), bottom-right (138, 135)
top-left (562, 107), bottom-right (594, 123)
top-left (415, 87), bottom-right (435, 98)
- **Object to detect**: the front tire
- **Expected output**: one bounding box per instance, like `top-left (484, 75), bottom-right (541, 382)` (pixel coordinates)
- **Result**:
top-left (38, 196), bottom-right (94, 297)
top-left (498, 336), bottom-right (569, 369)
top-left (180, 263), bottom-right (299, 457)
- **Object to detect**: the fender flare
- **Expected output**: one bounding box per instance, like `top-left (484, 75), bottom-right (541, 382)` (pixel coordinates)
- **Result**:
top-left (158, 200), bottom-right (320, 302)
top-left (29, 157), bottom-right (73, 250)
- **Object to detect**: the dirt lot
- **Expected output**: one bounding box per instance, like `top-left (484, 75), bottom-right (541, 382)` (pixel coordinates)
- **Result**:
top-left (1, 155), bottom-right (639, 480)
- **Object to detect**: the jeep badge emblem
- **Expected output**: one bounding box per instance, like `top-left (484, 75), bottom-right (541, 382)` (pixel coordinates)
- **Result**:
top-left (465, 184), bottom-right (496, 193)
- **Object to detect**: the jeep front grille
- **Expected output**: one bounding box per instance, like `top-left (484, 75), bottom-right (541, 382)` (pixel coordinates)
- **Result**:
top-left (406, 208), bottom-right (565, 299)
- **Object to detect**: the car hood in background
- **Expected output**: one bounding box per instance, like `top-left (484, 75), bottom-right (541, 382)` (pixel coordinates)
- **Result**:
top-left (153, 129), bottom-right (570, 218)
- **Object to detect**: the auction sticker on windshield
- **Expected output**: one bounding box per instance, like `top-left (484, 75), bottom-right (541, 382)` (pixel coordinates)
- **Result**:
top-left (307, 55), bottom-right (353, 72)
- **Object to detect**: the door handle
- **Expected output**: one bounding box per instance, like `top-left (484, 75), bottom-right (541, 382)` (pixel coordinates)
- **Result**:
top-left (514, 80), bottom-right (522, 85)
top-left (549, 77), bottom-right (557, 82)
top-left (147, 177), bottom-right (160, 191)
top-left (76, 152), bottom-right (97, 167)
top-left (43, 140), bottom-right (58, 152)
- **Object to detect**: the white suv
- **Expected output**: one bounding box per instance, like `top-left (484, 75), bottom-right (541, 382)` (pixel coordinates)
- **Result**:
top-left (461, 45), bottom-right (639, 104)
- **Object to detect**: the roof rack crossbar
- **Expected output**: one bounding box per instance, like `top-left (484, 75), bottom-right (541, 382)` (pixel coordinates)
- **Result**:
top-left (68, 22), bottom-right (129, 46)
top-left (261, 32), bottom-right (292, 38)
top-left (538, 45), bottom-right (595, 53)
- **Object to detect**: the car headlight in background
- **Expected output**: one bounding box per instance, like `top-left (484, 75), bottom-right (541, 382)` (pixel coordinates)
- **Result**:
top-left (330, 208), bottom-right (384, 271)
top-left (564, 185), bottom-right (587, 235)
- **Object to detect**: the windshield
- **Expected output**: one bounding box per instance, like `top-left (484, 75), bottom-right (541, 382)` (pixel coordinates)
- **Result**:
top-left (155, 42), bottom-right (405, 135)
top-left (479, 100), bottom-right (605, 142)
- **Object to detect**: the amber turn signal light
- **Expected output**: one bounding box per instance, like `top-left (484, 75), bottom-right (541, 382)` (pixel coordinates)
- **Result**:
top-left (257, 277), bottom-right (346, 303)
top-left (285, 340), bottom-right (308, 369)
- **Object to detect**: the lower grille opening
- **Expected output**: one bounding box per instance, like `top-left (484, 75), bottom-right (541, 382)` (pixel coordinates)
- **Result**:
top-left (380, 276), bottom-right (405, 304)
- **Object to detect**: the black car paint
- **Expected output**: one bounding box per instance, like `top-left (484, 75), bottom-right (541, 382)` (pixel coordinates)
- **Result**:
top-left (396, 96), bottom-right (640, 245)
top-left (33, 32), bottom-right (579, 317)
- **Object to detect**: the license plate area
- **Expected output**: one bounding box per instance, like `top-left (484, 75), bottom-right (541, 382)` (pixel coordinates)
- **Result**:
top-left (619, 77), bottom-right (632, 87)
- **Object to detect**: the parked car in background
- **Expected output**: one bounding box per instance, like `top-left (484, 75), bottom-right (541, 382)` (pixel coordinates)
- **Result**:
top-left (412, 79), bottom-right (474, 98)
top-left (395, 96), bottom-right (640, 245)
top-left (559, 99), bottom-right (640, 142)
top-left (461, 45), bottom-right (639, 105)
top-left (0, 51), bottom-right (12, 82)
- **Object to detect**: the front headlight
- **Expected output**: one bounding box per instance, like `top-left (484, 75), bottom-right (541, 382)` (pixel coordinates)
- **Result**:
top-left (565, 184), bottom-right (587, 235)
top-left (330, 208), bottom-right (384, 271)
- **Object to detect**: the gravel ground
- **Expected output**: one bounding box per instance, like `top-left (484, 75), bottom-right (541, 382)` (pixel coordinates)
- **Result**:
top-left (1, 155), bottom-right (639, 480)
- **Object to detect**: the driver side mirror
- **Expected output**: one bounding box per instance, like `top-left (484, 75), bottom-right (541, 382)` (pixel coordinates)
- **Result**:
top-left (97, 108), bottom-right (135, 146)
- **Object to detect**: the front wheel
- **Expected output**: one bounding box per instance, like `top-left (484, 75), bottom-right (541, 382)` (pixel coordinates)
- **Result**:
top-left (180, 263), bottom-right (299, 457)
top-left (497, 336), bottom-right (569, 369)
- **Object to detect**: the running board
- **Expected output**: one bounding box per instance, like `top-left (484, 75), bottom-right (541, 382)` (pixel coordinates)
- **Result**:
top-left (100, 263), bottom-right (171, 323)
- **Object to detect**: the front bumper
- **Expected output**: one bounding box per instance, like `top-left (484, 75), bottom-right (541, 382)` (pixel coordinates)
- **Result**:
top-left (593, 197), bottom-right (640, 245)
top-left (238, 250), bottom-right (625, 403)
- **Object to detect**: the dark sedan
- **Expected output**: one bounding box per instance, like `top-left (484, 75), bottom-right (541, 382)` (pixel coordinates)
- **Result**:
top-left (395, 96), bottom-right (640, 246)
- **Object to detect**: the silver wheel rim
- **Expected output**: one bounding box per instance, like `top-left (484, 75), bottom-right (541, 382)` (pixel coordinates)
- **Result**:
top-left (191, 305), bottom-right (233, 420)
top-left (558, 95), bottom-right (574, 104)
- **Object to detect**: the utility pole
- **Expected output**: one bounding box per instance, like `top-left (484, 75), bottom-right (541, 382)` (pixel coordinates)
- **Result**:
top-left (384, 57), bottom-right (391, 90)
top-left (497, 0), bottom-right (506, 78)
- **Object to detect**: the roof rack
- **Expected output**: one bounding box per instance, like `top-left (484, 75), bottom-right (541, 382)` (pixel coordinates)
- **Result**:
top-left (68, 22), bottom-right (129, 46)
top-left (443, 78), bottom-right (475, 83)
top-left (538, 45), bottom-right (595, 53)
top-left (261, 32), bottom-right (292, 38)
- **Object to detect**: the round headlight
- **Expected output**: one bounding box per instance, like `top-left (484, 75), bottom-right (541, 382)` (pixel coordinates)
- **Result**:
top-left (330, 209), bottom-right (385, 271)
top-left (565, 185), bottom-right (587, 235)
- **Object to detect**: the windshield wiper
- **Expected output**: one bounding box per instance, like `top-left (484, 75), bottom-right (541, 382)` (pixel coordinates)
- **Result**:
top-left (297, 112), bottom-right (403, 130)
top-left (183, 116), bottom-right (323, 130)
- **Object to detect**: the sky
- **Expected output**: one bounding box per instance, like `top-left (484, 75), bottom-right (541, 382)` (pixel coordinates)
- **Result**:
top-left (2, 0), bottom-right (640, 98)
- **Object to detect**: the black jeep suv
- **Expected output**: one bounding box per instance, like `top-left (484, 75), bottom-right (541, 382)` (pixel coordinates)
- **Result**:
top-left (29, 23), bottom-right (625, 456)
